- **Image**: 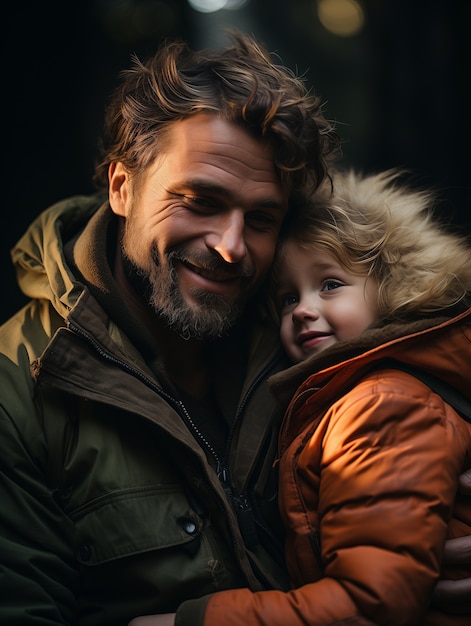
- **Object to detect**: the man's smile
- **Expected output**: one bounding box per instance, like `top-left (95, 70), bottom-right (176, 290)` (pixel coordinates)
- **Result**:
top-left (180, 259), bottom-right (244, 283)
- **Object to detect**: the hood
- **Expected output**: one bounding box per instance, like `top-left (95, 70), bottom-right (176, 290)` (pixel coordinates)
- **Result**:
top-left (269, 307), bottom-right (471, 408)
top-left (11, 194), bottom-right (106, 318)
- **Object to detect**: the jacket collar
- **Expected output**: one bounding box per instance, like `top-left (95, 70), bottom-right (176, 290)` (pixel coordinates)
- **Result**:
top-left (269, 307), bottom-right (471, 408)
top-left (67, 200), bottom-right (164, 362)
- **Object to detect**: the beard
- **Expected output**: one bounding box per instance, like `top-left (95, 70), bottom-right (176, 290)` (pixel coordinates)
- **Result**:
top-left (120, 236), bottom-right (254, 341)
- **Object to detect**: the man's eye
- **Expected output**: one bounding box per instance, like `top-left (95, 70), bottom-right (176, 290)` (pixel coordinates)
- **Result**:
top-left (246, 212), bottom-right (278, 231)
top-left (184, 196), bottom-right (218, 212)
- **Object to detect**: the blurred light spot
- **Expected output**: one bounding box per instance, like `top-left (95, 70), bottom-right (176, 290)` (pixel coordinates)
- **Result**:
top-left (318, 0), bottom-right (365, 37)
top-left (187, 0), bottom-right (249, 13)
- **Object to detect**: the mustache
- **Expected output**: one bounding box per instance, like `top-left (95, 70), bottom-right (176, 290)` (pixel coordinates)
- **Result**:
top-left (167, 247), bottom-right (255, 279)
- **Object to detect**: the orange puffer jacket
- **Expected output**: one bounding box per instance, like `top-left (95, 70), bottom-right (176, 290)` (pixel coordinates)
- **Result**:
top-left (185, 309), bottom-right (471, 626)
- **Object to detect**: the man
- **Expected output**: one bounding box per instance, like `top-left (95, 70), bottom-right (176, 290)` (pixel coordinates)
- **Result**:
top-left (0, 31), bottom-right (469, 626)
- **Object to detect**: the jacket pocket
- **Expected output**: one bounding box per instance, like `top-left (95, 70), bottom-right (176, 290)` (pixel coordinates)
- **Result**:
top-left (71, 484), bottom-right (203, 565)
top-left (67, 483), bottom-right (245, 623)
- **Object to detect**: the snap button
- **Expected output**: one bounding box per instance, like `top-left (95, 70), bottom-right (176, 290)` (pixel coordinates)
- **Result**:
top-left (179, 519), bottom-right (197, 535)
top-left (79, 544), bottom-right (92, 562)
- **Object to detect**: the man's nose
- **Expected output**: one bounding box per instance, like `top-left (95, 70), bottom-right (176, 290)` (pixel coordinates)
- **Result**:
top-left (206, 211), bottom-right (247, 263)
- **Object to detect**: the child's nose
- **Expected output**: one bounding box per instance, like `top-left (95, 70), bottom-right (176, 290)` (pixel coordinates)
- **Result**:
top-left (292, 299), bottom-right (320, 322)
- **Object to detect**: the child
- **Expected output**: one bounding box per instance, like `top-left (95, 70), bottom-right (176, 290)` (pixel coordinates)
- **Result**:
top-left (175, 169), bottom-right (471, 626)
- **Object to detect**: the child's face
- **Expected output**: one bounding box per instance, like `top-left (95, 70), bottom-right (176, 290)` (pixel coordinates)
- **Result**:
top-left (276, 242), bottom-right (379, 363)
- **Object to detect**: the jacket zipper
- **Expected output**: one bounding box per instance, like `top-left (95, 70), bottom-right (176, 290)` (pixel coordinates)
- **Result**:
top-left (67, 321), bottom-right (282, 549)
top-left (66, 321), bottom-right (251, 560)
top-left (219, 351), bottom-right (286, 555)
top-left (278, 386), bottom-right (320, 457)
top-left (67, 320), bottom-right (223, 463)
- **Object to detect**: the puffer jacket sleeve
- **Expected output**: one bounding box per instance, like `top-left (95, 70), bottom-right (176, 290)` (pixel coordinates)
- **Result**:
top-left (176, 370), bottom-right (470, 626)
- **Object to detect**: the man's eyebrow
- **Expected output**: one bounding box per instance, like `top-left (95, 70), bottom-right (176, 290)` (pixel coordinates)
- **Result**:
top-left (171, 179), bottom-right (286, 211)
top-left (171, 179), bottom-right (229, 196)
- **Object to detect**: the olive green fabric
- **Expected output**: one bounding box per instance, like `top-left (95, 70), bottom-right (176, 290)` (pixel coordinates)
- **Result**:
top-left (0, 195), bottom-right (290, 625)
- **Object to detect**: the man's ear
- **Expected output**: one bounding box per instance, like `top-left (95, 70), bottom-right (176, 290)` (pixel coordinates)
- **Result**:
top-left (108, 162), bottom-right (129, 217)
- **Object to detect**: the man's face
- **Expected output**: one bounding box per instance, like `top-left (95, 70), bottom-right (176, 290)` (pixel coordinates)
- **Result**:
top-left (109, 113), bottom-right (288, 339)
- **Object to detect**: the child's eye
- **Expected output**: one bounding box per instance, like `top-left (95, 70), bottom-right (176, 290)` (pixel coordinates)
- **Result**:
top-left (281, 294), bottom-right (299, 308)
top-left (321, 279), bottom-right (344, 292)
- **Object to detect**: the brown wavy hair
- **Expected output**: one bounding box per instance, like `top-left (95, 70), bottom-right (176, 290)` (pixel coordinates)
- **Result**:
top-left (92, 29), bottom-right (340, 198)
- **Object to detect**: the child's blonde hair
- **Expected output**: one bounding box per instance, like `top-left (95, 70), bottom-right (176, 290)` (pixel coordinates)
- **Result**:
top-left (274, 169), bottom-right (471, 321)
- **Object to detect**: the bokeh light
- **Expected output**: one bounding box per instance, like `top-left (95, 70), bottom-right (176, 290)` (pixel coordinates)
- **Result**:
top-left (188, 0), bottom-right (249, 14)
top-left (318, 0), bottom-right (365, 37)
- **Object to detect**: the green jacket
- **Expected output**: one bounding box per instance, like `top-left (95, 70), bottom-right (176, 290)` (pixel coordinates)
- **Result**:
top-left (0, 195), bottom-right (290, 625)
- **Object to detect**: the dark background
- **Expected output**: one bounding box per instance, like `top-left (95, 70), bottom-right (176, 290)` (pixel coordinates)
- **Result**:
top-left (3, 0), bottom-right (470, 323)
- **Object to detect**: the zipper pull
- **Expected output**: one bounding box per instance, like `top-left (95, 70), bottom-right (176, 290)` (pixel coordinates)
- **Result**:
top-left (234, 494), bottom-right (259, 549)
top-left (217, 464), bottom-right (228, 483)
top-left (217, 464), bottom-right (234, 501)
top-left (216, 465), bottom-right (259, 549)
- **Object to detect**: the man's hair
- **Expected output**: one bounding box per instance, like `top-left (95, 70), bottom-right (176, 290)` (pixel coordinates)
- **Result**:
top-left (272, 168), bottom-right (471, 320)
top-left (93, 30), bottom-right (340, 197)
